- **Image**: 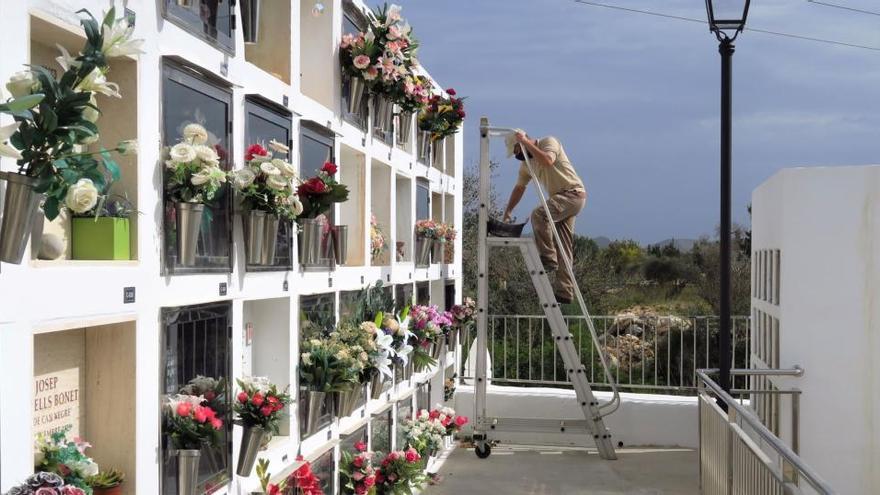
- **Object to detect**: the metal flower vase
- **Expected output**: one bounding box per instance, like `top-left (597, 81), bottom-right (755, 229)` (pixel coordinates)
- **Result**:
top-left (245, 210), bottom-right (266, 265)
top-left (332, 388), bottom-right (360, 418)
top-left (298, 217), bottom-right (321, 265)
top-left (418, 132), bottom-right (431, 161)
top-left (432, 239), bottom-right (446, 264)
top-left (370, 374), bottom-right (385, 400)
top-left (375, 96), bottom-right (394, 132)
top-left (303, 390), bottom-right (326, 437)
top-left (415, 235), bottom-right (432, 266)
top-left (397, 111), bottom-right (413, 144)
top-left (241, 0), bottom-right (261, 44)
top-left (175, 202), bottom-right (204, 266)
top-left (332, 225), bottom-right (348, 265)
top-left (261, 214), bottom-right (280, 265)
top-left (347, 77), bottom-right (366, 115)
top-left (236, 425), bottom-right (266, 476)
top-left (176, 449), bottom-right (201, 495)
top-left (446, 327), bottom-right (459, 347)
top-left (430, 340), bottom-right (445, 360)
top-left (432, 138), bottom-right (445, 168)
top-left (0, 172), bottom-right (43, 264)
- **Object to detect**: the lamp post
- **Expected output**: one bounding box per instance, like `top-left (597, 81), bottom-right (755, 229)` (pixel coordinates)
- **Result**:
top-left (705, 0), bottom-right (750, 395)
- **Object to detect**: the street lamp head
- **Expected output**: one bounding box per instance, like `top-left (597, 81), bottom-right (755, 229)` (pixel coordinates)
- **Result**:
top-left (705, 0), bottom-right (751, 40)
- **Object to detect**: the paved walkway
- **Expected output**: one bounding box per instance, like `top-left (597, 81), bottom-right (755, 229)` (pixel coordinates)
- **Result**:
top-left (422, 445), bottom-right (699, 495)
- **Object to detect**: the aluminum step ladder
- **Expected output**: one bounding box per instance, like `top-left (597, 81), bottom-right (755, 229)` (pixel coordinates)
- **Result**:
top-left (472, 117), bottom-right (619, 460)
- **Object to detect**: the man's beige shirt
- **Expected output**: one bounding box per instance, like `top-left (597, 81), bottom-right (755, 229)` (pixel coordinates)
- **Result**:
top-left (515, 136), bottom-right (584, 196)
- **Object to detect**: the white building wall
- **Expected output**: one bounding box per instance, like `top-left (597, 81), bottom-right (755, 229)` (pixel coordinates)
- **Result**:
top-left (751, 165), bottom-right (880, 495)
top-left (0, 1), bottom-right (464, 493)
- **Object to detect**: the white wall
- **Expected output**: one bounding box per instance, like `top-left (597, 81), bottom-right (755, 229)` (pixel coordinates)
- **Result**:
top-left (454, 385), bottom-right (699, 449)
top-left (751, 165), bottom-right (880, 495)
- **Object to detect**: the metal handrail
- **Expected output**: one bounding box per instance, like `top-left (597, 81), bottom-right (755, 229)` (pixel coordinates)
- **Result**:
top-left (514, 131), bottom-right (621, 417)
top-left (697, 369), bottom-right (836, 494)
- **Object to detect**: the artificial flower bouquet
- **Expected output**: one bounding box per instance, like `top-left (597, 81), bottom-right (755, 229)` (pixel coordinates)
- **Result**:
top-left (296, 162), bottom-right (349, 220)
top-left (451, 297), bottom-right (476, 330)
top-left (332, 320), bottom-right (389, 383)
top-left (256, 457), bottom-right (323, 495)
top-left (374, 448), bottom-right (427, 495)
top-left (414, 219), bottom-right (439, 240)
top-left (234, 376), bottom-right (292, 433)
top-left (0, 7), bottom-right (141, 221)
top-left (162, 394), bottom-right (224, 450)
top-left (340, 441), bottom-right (377, 495)
top-left (440, 223), bottom-right (457, 263)
top-left (33, 426), bottom-right (98, 493)
top-left (428, 406), bottom-right (469, 436)
top-left (231, 141), bottom-right (303, 221)
top-left (418, 89), bottom-right (466, 142)
top-left (339, 3), bottom-right (418, 96)
top-left (5, 472), bottom-right (87, 495)
top-left (299, 336), bottom-right (362, 393)
top-left (378, 309), bottom-right (414, 373)
top-left (408, 305), bottom-right (451, 370)
top-left (163, 123), bottom-right (227, 204)
top-left (370, 214), bottom-right (388, 261)
top-left (402, 410), bottom-right (446, 457)
top-left (392, 74), bottom-right (432, 115)
top-left (178, 375), bottom-right (227, 418)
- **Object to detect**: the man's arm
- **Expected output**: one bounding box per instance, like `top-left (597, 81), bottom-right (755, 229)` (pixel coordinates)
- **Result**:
top-left (516, 132), bottom-right (556, 168)
top-left (503, 184), bottom-right (526, 222)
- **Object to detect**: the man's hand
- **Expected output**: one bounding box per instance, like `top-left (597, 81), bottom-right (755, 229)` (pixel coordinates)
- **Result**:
top-left (514, 131), bottom-right (529, 145)
top-left (503, 210), bottom-right (513, 223)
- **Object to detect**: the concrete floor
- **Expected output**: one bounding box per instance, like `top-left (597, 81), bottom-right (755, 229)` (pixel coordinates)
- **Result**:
top-left (423, 445), bottom-right (699, 495)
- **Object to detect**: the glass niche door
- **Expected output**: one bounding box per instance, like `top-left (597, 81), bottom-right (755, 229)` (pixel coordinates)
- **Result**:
top-left (162, 61), bottom-right (233, 274)
top-left (244, 97), bottom-right (294, 271)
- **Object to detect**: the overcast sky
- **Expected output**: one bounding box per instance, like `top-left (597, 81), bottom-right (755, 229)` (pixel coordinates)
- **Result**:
top-left (394, 0), bottom-right (880, 243)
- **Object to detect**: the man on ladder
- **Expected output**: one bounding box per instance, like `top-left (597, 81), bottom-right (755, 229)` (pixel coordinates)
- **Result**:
top-left (502, 130), bottom-right (587, 304)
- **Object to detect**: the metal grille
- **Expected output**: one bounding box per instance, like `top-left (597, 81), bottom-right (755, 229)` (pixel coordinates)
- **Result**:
top-left (700, 395), bottom-right (730, 495)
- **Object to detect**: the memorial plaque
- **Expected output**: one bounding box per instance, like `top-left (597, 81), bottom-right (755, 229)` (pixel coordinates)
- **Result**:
top-left (33, 368), bottom-right (80, 437)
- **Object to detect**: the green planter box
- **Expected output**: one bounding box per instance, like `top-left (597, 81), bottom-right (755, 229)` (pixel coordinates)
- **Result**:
top-left (71, 217), bottom-right (131, 260)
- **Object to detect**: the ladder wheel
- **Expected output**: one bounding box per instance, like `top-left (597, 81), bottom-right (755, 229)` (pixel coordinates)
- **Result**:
top-left (475, 443), bottom-right (491, 459)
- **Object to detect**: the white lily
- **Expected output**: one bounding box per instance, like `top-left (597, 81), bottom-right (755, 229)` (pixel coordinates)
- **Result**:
top-left (0, 122), bottom-right (23, 159)
top-left (375, 351), bottom-right (393, 379)
top-left (55, 44), bottom-right (81, 72)
top-left (76, 67), bottom-right (121, 98)
top-left (101, 16), bottom-right (145, 58)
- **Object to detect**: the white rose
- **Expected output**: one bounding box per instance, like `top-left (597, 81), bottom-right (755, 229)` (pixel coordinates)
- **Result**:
top-left (288, 195), bottom-right (303, 216)
top-left (260, 162), bottom-right (281, 176)
top-left (183, 123), bottom-right (209, 145)
top-left (266, 175), bottom-right (289, 191)
top-left (194, 144), bottom-right (219, 163)
top-left (65, 178), bottom-right (99, 213)
top-left (170, 142), bottom-right (197, 163)
top-left (233, 168), bottom-right (256, 189)
top-left (272, 158), bottom-right (297, 178)
top-left (191, 169), bottom-right (211, 186)
top-left (6, 71), bottom-right (38, 98)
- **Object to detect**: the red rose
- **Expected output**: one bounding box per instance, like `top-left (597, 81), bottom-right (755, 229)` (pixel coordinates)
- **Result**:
top-left (237, 391), bottom-right (248, 403)
top-left (405, 449), bottom-right (418, 463)
top-left (354, 441), bottom-right (367, 452)
top-left (364, 475), bottom-right (376, 487)
top-left (261, 405), bottom-right (273, 416)
top-left (458, 110), bottom-right (466, 118)
top-left (193, 406), bottom-right (208, 423)
top-left (355, 485), bottom-right (367, 495)
top-left (268, 484), bottom-right (280, 495)
top-left (246, 144), bottom-right (268, 161)
top-left (446, 88), bottom-right (456, 96)
top-left (376, 472), bottom-right (385, 483)
top-left (389, 451), bottom-right (400, 461)
top-left (297, 177), bottom-right (329, 196)
top-left (455, 415), bottom-right (468, 426)
top-left (176, 402), bottom-right (192, 417)
top-left (321, 161), bottom-right (338, 175)
top-left (353, 455), bottom-right (363, 468)
top-left (204, 407), bottom-right (216, 420)
top-left (252, 393), bottom-right (264, 407)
